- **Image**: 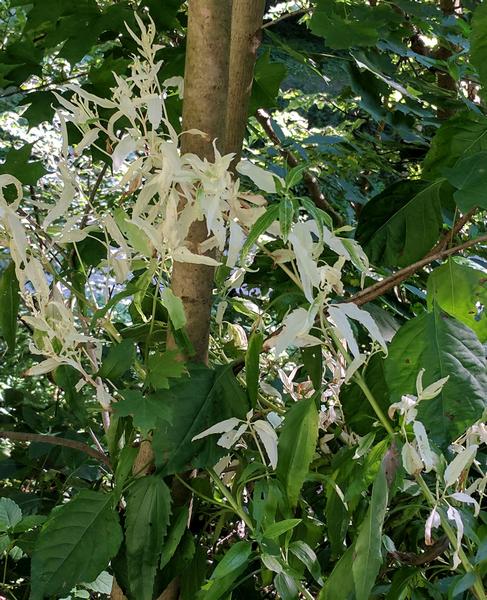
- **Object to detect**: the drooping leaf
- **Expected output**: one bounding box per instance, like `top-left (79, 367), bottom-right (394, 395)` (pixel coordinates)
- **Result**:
top-left (30, 490), bottom-right (123, 600)
top-left (113, 390), bottom-right (172, 434)
top-left (276, 397), bottom-right (319, 508)
top-left (427, 259), bottom-right (487, 342)
top-left (125, 475), bottom-right (172, 600)
top-left (352, 465), bottom-right (388, 600)
top-left (245, 331), bottom-right (264, 408)
top-left (385, 306), bottom-right (487, 447)
top-left (97, 339), bottom-right (136, 381)
top-left (0, 262), bottom-right (20, 352)
top-left (152, 364), bottom-right (249, 475)
top-left (444, 151), bottom-right (487, 211)
top-left (356, 180), bottom-right (444, 267)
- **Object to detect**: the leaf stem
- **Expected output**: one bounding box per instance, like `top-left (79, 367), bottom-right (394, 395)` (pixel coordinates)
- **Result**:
top-left (208, 469), bottom-right (254, 531)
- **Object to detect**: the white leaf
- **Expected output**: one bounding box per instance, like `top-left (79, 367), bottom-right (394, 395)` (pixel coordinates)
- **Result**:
top-left (217, 423), bottom-right (248, 449)
top-left (424, 507), bottom-right (440, 546)
top-left (420, 376), bottom-right (450, 400)
top-left (450, 492), bottom-right (480, 516)
top-left (329, 302), bottom-right (387, 355)
top-left (253, 420), bottom-right (278, 469)
top-left (401, 441), bottom-right (423, 475)
top-left (288, 221), bottom-right (322, 302)
top-left (191, 418), bottom-right (242, 442)
top-left (226, 220), bottom-right (246, 268)
top-left (269, 306), bottom-right (318, 356)
top-left (328, 305), bottom-right (359, 358)
top-left (444, 445), bottom-right (478, 488)
top-left (112, 135), bottom-right (137, 172)
top-left (260, 382), bottom-right (282, 401)
top-left (413, 421), bottom-right (435, 472)
top-left (75, 128), bottom-right (99, 155)
top-left (146, 95), bottom-right (162, 129)
top-left (24, 358), bottom-right (60, 376)
top-left (447, 506), bottom-right (464, 569)
top-left (172, 246), bottom-right (221, 266)
top-left (236, 160), bottom-right (281, 193)
top-left (162, 76), bottom-right (184, 98)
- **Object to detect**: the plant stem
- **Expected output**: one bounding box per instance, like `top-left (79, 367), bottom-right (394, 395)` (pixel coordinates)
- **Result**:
top-left (209, 469), bottom-right (254, 531)
top-left (354, 374), bottom-right (395, 438)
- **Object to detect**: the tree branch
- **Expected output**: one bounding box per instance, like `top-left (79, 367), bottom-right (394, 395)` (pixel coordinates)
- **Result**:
top-left (255, 109), bottom-right (344, 226)
top-left (351, 234), bottom-right (487, 306)
top-left (262, 8), bottom-right (310, 29)
top-left (0, 430), bottom-right (111, 469)
top-left (431, 207), bottom-right (478, 254)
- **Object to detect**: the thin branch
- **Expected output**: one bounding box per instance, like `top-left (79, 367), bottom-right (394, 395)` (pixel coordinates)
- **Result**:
top-left (0, 430), bottom-right (112, 469)
top-left (255, 109), bottom-right (344, 226)
top-left (389, 536), bottom-right (449, 566)
top-left (262, 8), bottom-right (310, 29)
top-left (431, 207), bottom-right (478, 254)
top-left (0, 72), bottom-right (88, 99)
top-left (351, 234), bottom-right (487, 306)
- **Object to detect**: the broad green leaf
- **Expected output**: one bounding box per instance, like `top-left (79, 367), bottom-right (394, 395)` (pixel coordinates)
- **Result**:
top-left (263, 519), bottom-right (302, 540)
top-left (445, 151), bottom-right (487, 211)
top-left (0, 262), bottom-right (20, 352)
top-left (427, 259), bottom-right (487, 342)
top-left (160, 288), bottom-right (186, 330)
top-left (113, 445), bottom-right (138, 496)
top-left (97, 339), bottom-right (136, 380)
top-left (241, 204), bottom-right (280, 258)
top-left (146, 350), bottom-right (187, 390)
top-left (301, 345), bottom-right (323, 391)
top-left (245, 331), bottom-right (264, 407)
top-left (385, 306), bottom-right (487, 447)
top-left (318, 545), bottom-right (355, 600)
top-left (289, 541), bottom-right (323, 585)
top-left (211, 541), bottom-right (252, 580)
top-left (0, 143), bottom-right (47, 185)
top-left (276, 397), bottom-right (319, 508)
top-left (20, 91), bottom-right (56, 127)
top-left (249, 50), bottom-right (287, 113)
top-left (422, 112), bottom-right (487, 179)
top-left (310, 9), bottom-right (379, 49)
top-left (356, 180), bottom-right (444, 267)
top-left (30, 490), bottom-right (122, 600)
top-left (160, 506), bottom-right (189, 569)
top-left (471, 2), bottom-right (487, 100)
top-left (0, 498), bottom-right (22, 531)
top-left (152, 364), bottom-right (249, 475)
top-left (125, 476), bottom-right (172, 600)
top-left (113, 390), bottom-right (172, 434)
top-left (114, 207), bottom-right (153, 257)
top-left (352, 465), bottom-right (388, 600)
top-left (274, 571), bottom-right (299, 600)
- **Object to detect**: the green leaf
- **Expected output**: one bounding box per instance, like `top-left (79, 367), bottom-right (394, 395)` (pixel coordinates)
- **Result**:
top-left (422, 112), bottom-right (487, 179)
top-left (20, 91), bottom-right (56, 127)
top-left (125, 476), bottom-right (172, 600)
top-left (245, 331), bottom-right (264, 407)
top-left (279, 197), bottom-right (294, 242)
top-left (146, 350), bottom-right (187, 390)
top-left (352, 465), bottom-right (388, 600)
top-left (0, 143), bottom-right (47, 185)
top-left (249, 50), bottom-right (287, 113)
top-left (471, 2), bottom-right (487, 100)
top-left (385, 306), bottom-right (487, 447)
top-left (152, 364), bottom-right (249, 475)
top-left (318, 545), bottom-right (355, 600)
top-left (445, 151), bottom-right (487, 211)
top-left (427, 259), bottom-right (487, 342)
top-left (263, 519), bottom-right (302, 540)
top-left (356, 180), bottom-right (444, 267)
top-left (310, 8), bottom-right (379, 49)
top-left (274, 571), bottom-right (299, 600)
top-left (241, 204), bottom-right (280, 259)
top-left (30, 490), bottom-right (122, 600)
top-left (98, 339), bottom-right (136, 380)
top-left (114, 390), bottom-right (172, 434)
top-left (160, 288), bottom-right (186, 330)
top-left (160, 506), bottom-right (189, 569)
top-left (211, 541), bottom-right (252, 580)
top-left (0, 262), bottom-right (20, 352)
top-left (0, 498), bottom-right (22, 531)
top-left (289, 541), bottom-right (323, 585)
top-left (276, 397), bottom-right (319, 508)
top-left (301, 345), bottom-right (323, 391)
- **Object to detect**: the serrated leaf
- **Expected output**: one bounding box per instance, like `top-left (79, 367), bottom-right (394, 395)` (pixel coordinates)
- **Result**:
top-left (152, 364), bottom-right (249, 475)
top-left (276, 397), bottom-right (319, 508)
top-left (113, 390), bottom-right (172, 434)
top-left (0, 262), bottom-right (20, 352)
top-left (0, 143), bottom-right (47, 185)
top-left (125, 476), bottom-right (172, 600)
top-left (98, 339), bottom-right (136, 381)
top-left (352, 465), bottom-right (388, 600)
top-left (427, 259), bottom-right (487, 342)
top-left (245, 331), bottom-right (264, 407)
top-left (160, 506), bottom-right (189, 569)
top-left (385, 306), bottom-right (487, 447)
top-left (146, 350), bottom-right (187, 390)
top-left (0, 498), bottom-right (22, 531)
top-left (30, 490), bottom-right (122, 600)
top-left (356, 180), bottom-right (444, 267)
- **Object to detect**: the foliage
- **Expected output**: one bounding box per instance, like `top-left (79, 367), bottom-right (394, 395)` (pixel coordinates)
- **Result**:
top-left (0, 1), bottom-right (486, 600)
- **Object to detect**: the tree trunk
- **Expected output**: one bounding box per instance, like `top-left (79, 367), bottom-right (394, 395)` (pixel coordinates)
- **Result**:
top-left (436, 0), bottom-right (457, 119)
